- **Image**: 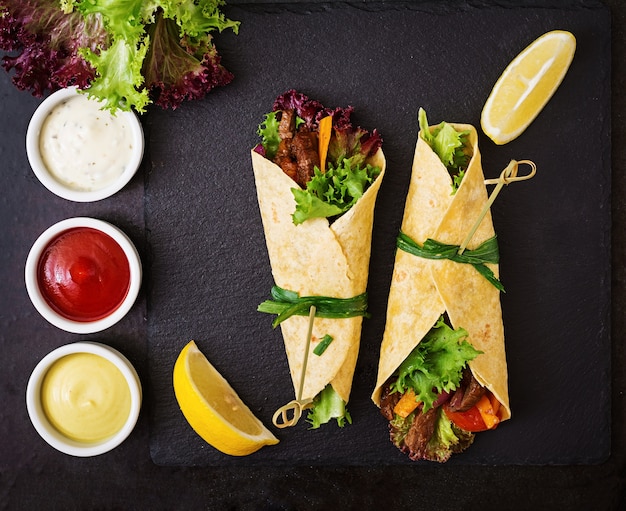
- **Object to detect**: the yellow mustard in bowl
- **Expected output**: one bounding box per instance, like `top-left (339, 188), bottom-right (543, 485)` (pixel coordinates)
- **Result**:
top-left (40, 352), bottom-right (131, 443)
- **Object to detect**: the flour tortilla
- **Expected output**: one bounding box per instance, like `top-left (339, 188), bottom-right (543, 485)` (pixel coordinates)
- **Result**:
top-left (252, 148), bottom-right (386, 403)
top-left (371, 125), bottom-right (510, 421)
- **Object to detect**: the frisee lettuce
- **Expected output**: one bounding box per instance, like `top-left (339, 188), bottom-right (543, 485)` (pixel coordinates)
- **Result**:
top-left (1, 0), bottom-right (239, 112)
top-left (391, 316), bottom-right (482, 412)
top-left (426, 410), bottom-right (474, 462)
top-left (257, 111), bottom-right (305, 161)
top-left (257, 111), bottom-right (282, 160)
top-left (418, 107), bottom-right (470, 193)
top-left (79, 38), bottom-right (151, 113)
top-left (291, 160), bottom-right (381, 225)
top-left (391, 407), bottom-right (474, 462)
top-left (307, 384), bottom-right (352, 429)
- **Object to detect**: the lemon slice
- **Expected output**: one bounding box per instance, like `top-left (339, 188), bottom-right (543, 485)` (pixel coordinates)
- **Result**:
top-left (173, 340), bottom-right (279, 456)
top-left (481, 30), bottom-right (576, 145)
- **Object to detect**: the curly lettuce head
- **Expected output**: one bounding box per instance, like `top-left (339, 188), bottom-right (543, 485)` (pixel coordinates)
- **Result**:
top-left (0, 0), bottom-right (239, 112)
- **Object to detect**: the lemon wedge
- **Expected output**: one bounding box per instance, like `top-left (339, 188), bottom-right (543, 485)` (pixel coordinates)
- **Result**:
top-left (173, 340), bottom-right (279, 456)
top-left (481, 30), bottom-right (576, 145)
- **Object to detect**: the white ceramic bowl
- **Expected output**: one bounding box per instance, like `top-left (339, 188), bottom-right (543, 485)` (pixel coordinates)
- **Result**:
top-left (24, 217), bottom-right (142, 334)
top-left (26, 341), bottom-right (142, 457)
top-left (26, 86), bottom-right (144, 202)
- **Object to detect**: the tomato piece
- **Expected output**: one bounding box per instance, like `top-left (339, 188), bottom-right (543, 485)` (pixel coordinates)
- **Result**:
top-left (443, 403), bottom-right (488, 432)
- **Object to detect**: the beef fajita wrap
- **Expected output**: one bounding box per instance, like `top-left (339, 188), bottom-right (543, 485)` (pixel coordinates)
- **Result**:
top-left (372, 109), bottom-right (510, 462)
top-left (252, 90), bottom-right (385, 428)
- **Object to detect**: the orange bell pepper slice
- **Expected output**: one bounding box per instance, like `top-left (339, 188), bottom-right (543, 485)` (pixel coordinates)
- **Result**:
top-left (318, 115), bottom-right (333, 173)
top-left (393, 388), bottom-right (420, 418)
top-left (476, 393), bottom-right (501, 430)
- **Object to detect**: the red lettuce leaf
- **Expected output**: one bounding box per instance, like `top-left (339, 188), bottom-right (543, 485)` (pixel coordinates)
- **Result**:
top-left (0, 0), bottom-right (105, 96)
top-left (271, 89), bottom-right (383, 164)
top-left (143, 11), bottom-right (233, 110)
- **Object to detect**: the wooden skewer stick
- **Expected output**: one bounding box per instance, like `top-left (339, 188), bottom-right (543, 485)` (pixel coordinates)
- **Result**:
top-left (272, 305), bottom-right (316, 428)
top-left (458, 159), bottom-right (536, 255)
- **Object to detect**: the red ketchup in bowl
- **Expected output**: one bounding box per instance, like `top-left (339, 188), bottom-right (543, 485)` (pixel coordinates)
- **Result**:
top-left (37, 227), bottom-right (131, 322)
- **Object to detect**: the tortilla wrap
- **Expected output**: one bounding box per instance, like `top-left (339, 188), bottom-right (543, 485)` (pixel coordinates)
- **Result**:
top-left (371, 124), bottom-right (510, 422)
top-left (252, 148), bottom-right (386, 403)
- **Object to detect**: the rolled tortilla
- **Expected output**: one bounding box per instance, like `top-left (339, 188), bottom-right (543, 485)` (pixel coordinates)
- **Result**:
top-left (372, 124), bottom-right (510, 422)
top-left (252, 148), bottom-right (386, 404)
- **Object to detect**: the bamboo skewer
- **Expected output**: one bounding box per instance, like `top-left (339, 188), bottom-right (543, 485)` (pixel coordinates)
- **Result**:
top-left (458, 159), bottom-right (536, 255)
top-left (272, 305), bottom-right (316, 428)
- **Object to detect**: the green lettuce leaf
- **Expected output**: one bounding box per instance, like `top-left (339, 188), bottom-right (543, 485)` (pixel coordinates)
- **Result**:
top-left (256, 111), bottom-right (282, 160)
top-left (427, 414), bottom-right (475, 462)
top-left (158, 0), bottom-right (240, 39)
top-left (63, 0), bottom-right (147, 40)
top-left (291, 160), bottom-right (381, 225)
top-left (391, 317), bottom-right (482, 412)
top-left (424, 409), bottom-right (475, 462)
top-left (79, 38), bottom-right (150, 112)
top-left (418, 107), bottom-right (470, 193)
top-left (390, 407), bottom-right (475, 462)
top-left (307, 384), bottom-right (352, 429)
top-left (291, 189), bottom-right (344, 225)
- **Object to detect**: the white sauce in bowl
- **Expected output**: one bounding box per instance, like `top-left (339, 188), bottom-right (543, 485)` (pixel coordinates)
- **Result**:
top-left (39, 94), bottom-right (135, 192)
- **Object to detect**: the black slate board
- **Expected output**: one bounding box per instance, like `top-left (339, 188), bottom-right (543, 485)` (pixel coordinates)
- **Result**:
top-left (146, 0), bottom-right (611, 466)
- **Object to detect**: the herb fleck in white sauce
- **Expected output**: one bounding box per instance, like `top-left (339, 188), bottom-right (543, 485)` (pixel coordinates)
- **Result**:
top-left (39, 94), bottom-right (135, 192)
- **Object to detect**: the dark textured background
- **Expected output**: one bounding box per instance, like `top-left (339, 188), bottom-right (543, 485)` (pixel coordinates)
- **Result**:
top-left (1, 0), bottom-right (624, 509)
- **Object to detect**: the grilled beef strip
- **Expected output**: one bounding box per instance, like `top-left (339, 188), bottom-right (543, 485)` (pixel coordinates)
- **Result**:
top-left (447, 367), bottom-right (485, 412)
top-left (274, 139), bottom-right (298, 182)
top-left (278, 108), bottom-right (296, 139)
top-left (379, 380), bottom-right (401, 421)
top-left (403, 407), bottom-right (438, 461)
top-left (292, 130), bottom-right (320, 186)
top-left (273, 109), bottom-right (320, 187)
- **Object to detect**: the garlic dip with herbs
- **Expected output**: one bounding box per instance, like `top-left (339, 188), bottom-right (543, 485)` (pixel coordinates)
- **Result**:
top-left (39, 94), bottom-right (135, 192)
